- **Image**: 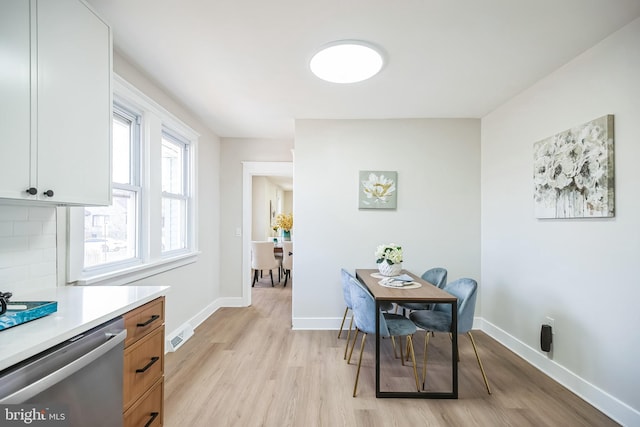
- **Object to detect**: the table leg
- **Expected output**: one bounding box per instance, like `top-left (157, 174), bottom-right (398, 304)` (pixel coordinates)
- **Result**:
top-left (375, 299), bottom-right (381, 398)
top-left (451, 299), bottom-right (458, 398)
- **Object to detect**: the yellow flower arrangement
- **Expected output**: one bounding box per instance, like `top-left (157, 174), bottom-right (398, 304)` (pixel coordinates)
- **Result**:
top-left (274, 213), bottom-right (293, 231)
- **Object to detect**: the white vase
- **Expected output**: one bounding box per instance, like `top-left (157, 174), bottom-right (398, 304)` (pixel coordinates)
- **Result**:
top-left (378, 262), bottom-right (402, 277)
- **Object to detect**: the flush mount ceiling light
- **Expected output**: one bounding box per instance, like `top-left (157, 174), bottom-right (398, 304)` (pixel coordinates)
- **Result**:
top-left (309, 40), bottom-right (384, 84)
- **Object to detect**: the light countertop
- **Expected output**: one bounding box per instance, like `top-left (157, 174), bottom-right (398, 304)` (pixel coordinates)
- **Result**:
top-left (0, 285), bottom-right (169, 372)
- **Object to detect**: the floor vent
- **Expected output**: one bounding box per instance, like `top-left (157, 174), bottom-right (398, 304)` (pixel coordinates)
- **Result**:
top-left (167, 323), bottom-right (194, 352)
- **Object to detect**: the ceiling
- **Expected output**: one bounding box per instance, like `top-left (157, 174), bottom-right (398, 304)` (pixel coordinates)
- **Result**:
top-left (87, 0), bottom-right (640, 140)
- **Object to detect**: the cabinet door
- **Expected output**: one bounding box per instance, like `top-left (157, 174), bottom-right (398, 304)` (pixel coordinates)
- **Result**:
top-left (0, 1), bottom-right (33, 200)
top-left (36, 0), bottom-right (112, 205)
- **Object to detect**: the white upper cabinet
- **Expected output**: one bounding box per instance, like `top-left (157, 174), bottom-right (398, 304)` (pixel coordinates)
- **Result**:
top-left (0, 1), bottom-right (31, 200)
top-left (0, 0), bottom-right (112, 206)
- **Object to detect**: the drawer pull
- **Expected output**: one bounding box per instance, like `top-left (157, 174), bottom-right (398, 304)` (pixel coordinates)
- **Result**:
top-left (137, 314), bottom-right (160, 328)
top-left (136, 356), bottom-right (160, 373)
top-left (144, 412), bottom-right (159, 427)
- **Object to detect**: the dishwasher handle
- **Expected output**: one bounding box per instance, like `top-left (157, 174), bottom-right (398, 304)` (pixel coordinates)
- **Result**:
top-left (0, 329), bottom-right (127, 404)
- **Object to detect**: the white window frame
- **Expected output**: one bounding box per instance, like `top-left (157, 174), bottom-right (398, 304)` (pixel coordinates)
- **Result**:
top-left (81, 102), bottom-right (142, 273)
top-left (67, 74), bottom-right (199, 286)
top-left (161, 129), bottom-right (192, 255)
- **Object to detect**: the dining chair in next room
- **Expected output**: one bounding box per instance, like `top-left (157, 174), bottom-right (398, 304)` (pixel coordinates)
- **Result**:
top-left (251, 241), bottom-right (280, 287)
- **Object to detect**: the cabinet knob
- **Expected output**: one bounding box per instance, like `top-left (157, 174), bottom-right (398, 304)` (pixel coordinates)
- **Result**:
top-left (26, 187), bottom-right (38, 195)
top-left (43, 190), bottom-right (54, 197)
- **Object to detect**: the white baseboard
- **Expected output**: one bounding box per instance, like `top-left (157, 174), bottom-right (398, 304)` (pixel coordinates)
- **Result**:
top-left (478, 317), bottom-right (639, 427)
top-left (292, 316), bottom-right (342, 330)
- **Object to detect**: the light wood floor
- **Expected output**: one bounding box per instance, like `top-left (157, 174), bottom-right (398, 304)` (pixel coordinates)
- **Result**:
top-left (164, 276), bottom-right (618, 427)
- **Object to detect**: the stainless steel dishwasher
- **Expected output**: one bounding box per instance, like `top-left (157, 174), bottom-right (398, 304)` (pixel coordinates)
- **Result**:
top-left (0, 317), bottom-right (126, 427)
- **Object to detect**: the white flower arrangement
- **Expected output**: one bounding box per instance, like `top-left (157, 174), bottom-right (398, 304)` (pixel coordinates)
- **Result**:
top-left (375, 243), bottom-right (403, 265)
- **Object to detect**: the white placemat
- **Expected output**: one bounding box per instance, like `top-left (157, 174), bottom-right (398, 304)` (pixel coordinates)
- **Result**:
top-left (377, 280), bottom-right (422, 290)
top-left (371, 272), bottom-right (413, 280)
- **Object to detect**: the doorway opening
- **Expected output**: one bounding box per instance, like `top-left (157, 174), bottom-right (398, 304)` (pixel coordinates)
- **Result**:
top-left (242, 162), bottom-right (293, 307)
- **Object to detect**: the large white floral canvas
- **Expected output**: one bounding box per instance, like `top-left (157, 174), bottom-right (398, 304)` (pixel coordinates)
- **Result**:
top-left (534, 115), bottom-right (614, 218)
top-left (359, 171), bottom-right (397, 209)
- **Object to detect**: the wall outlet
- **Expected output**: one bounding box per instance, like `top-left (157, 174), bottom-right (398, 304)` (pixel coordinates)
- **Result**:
top-left (544, 316), bottom-right (555, 333)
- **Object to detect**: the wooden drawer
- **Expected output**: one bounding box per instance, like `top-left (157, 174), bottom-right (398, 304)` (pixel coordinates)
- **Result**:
top-left (124, 378), bottom-right (164, 427)
top-left (124, 297), bottom-right (165, 347)
top-left (124, 325), bottom-right (165, 410)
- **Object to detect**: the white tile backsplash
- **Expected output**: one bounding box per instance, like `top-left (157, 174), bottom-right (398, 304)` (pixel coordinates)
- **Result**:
top-left (0, 205), bottom-right (57, 293)
top-left (0, 206), bottom-right (28, 221)
top-left (0, 266), bottom-right (29, 284)
top-left (13, 221), bottom-right (44, 236)
top-left (29, 261), bottom-right (57, 278)
top-left (0, 236), bottom-right (29, 253)
top-left (0, 222), bottom-right (12, 237)
top-left (28, 207), bottom-right (56, 222)
top-left (29, 234), bottom-right (56, 250)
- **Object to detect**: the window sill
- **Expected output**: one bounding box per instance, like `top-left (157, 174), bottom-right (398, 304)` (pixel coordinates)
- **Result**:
top-left (73, 251), bottom-right (200, 286)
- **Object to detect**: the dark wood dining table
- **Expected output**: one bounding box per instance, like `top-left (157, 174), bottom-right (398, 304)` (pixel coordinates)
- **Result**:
top-left (355, 269), bottom-right (459, 399)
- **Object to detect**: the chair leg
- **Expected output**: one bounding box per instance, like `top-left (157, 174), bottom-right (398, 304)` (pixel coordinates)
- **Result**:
top-left (422, 330), bottom-right (431, 390)
top-left (343, 315), bottom-right (354, 360)
top-left (467, 331), bottom-right (492, 395)
top-left (390, 336), bottom-right (398, 359)
top-left (252, 270), bottom-right (259, 287)
top-left (353, 333), bottom-right (367, 397)
top-left (405, 335), bottom-right (412, 362)
top-left (347, 329), bottom-right (360, 364)
top-left (283, 270), bottom-right (289, 287)
top-left (398, 336), bottom-right (405, 366)
top-left (407, 335), bottom-right (420, 392)
top-left (338, 307), bottom-right (349, 339)
top-left (269, 270), bottom-right (274, 287)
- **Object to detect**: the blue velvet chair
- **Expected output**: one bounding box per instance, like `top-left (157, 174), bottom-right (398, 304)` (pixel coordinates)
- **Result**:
top-left (399, 267), bottom-right (447, 312)
top-left (347, 276), bottom-right (420, 397)
top-left (339, 269), bottom-right (393, 360)
top-left (339, 269), bottom-right (356, 360)
top-left (409, 277), bottom-right (491, 394)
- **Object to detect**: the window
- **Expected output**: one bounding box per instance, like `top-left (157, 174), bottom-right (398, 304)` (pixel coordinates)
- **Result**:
top-left (67, 74), bottom-right (199, 286)
top-left (83, 105), bottom-right (140, 269)
top-left (161, 131), bottom-right (189, 253)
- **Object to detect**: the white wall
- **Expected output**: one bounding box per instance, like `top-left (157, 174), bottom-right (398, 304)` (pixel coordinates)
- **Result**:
top-left (251, 176), bottom-right (282, 241)
top-left (293, 119), bottom-right (480, 328)
top-left (481, 17), bottom-right (640, 425)
top-left (219, 138), bottom-right (294, 298)
top-left (283, 190), bottom-right (293, 217)
top-left (251, 176), bottom-right (269, 241)
top-left (100, 53), bottom-right (222, 337)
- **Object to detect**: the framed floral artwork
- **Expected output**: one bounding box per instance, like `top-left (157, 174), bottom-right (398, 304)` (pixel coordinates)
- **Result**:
top-left (359, 170), bottom-right (397, 209)
top-left (533, 115), bottom-right (614, 218)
